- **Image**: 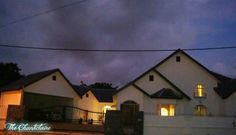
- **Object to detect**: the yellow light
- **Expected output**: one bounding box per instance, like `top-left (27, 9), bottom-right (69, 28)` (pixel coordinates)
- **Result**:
top-left (169, 105), bottom-right (175, 116)
top-left (103, 105), bottom-right (111, 113)
top-left (161, 107), bottom-right (168, 116)
top-left (197, 84), bottom-right (204, 97)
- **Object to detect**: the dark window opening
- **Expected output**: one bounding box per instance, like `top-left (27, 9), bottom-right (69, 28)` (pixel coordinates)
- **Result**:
top-left (52, 75), bottom-right (57, 81)
top-left (176, 56), bottom-right (181, 62)
top-left (86, 93), bottom-right (89, 97)
top-left (149, 75), bottom-right (154, 81)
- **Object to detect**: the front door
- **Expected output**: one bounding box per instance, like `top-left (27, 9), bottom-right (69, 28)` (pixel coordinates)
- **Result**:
top-left (121, 101), bottom-right (140, 134)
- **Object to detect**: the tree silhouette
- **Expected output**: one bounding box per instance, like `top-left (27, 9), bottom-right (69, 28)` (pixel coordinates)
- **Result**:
top-left (0, 62), bottom-right (24, 87)
top-left (90, 82), bottom-right (117, 89)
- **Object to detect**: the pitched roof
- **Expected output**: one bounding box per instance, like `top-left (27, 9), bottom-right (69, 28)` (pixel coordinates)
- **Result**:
top-left (91, 88), bottom-right (116, 102)
top-left (0, 69), bottom-right (58, 91)
top-left (151, 88), bottom-right (183, 99)
top-left (73, 84), bottom-right (89, 97)
top-left (0, 69), bottom-right (78, 95)
top-left (116, 49), bottom-right (233, 99)
top-left (214, 79), bottom-right (236, 99)
top-left (73, 85), bottom-right (117, 102)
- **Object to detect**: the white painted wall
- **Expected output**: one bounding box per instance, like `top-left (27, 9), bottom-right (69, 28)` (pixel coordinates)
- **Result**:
top-left (24, 71), bottom-right (79, 107)
top-left (156, 52), bottom-right (224, 116)
top-left (144, 115), bottom-right (236, 135)
top-left (117, 85), bottom-right (144, 111)
top-left (135, 70), bottom-right (177, 95)
top-left (76, 90), bottom-right (116, 121)
top-left (225, 92), bottom-right (236, 116)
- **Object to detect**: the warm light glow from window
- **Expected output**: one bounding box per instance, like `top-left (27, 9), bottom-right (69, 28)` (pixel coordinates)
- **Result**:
top-left (103, 105), bottom-right (111, 113)
top-left (169, 105), bottom-right (175, 116)
top-left (160, 105), bottom-right (175, 116)
top-left (197, 84), bottom-right (203, 96)
top-left (161, 108), bottom-right (168, 116)
top-left (195, 84), bottom-right (205, 97)
top-left (195, 105), bottom-right (207, 116)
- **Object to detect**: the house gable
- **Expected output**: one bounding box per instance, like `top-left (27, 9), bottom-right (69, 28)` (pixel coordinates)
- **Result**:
top-left (134, 70), bottom-right (190, 100)
top-left (23, 70), bottom-right (78, 98)
top-left (156, 51), bottom-right (221, 98)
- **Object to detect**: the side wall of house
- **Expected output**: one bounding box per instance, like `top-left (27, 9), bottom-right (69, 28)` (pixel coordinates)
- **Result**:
top-left (24, 71), bottom-right (79, 107)
top-left (157, 52), bottom-right (224, 116)
top-left (0, 90), bottom-right (22, 130)
top-left (224, 92), bottom-right (236, 116)
top-left (135, 70), bottom-right (177, 95)
top-left (116, 85), bottom-right (144, 111)
top-left (76, 91), bottom-right (116, 121)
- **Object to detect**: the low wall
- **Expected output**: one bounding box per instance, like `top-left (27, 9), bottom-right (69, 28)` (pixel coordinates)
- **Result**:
top-left (0, 118), bottom-right (6, 130)
top-left (0, 105), bottom-right (7, 130)
top-left (144, 115), bottom-right (236, 135)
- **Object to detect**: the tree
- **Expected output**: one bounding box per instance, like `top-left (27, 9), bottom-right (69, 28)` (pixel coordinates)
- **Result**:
top-left (0, 62), bottom-right (24, 87)
top-left (90, 82), bottom-right (117, 89)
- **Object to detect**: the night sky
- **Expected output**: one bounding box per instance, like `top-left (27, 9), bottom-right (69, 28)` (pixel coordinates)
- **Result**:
top-left (0, 0), bottom-right (236, 86)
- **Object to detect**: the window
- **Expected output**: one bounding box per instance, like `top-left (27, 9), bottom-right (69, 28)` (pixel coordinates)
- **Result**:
top-left (194, 105), bottom-right (207, 116)
top-left (149, 75), bottom-right (154, 81)
top-left (158, 104), bottom-right (175, 116)
top-left (52, 75), bottom-right (56, 81)
top-left (194, 84), bottom-right (206, 98)
top-left (86, 93), bottom-right (89, 97)
top-left (176, 56), bottom-right (181, 62)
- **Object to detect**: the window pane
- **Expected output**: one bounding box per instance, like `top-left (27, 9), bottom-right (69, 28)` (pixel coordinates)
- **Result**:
top-left (161, 107), bottom-right (168, 116)
top-left (159, 104), bottom-right (175, 116)
top-left (169, 105), bottom-right (175, 116)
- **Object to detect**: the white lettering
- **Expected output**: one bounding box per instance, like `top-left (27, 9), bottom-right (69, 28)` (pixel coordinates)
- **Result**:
top-left (5, 123), bottom-right (51, 131)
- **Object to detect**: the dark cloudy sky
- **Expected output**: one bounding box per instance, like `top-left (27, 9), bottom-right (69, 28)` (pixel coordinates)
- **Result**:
top-left (0, 0), bottom-right (236, 86)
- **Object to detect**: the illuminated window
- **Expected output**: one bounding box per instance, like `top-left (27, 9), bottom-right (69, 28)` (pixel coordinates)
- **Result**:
top-left (194, 105), bottom-right (207, 116)
top-left (158, 104), bottom-right (175, 116)
top-left (194, 84), bottom-right (206, 98)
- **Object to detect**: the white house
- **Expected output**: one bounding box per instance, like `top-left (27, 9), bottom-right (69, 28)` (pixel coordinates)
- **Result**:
top-left (0, 69), bottom-right (81, 129)
top-left (73, 84), bottom-right (117, 123)
top-left (114, 49), bottom-right (236, 135)
top-left (0, 69), bottom-right (117, 129)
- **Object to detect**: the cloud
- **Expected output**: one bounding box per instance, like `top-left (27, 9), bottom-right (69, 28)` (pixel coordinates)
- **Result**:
top-left (0, 0), bottom-right (235, 86)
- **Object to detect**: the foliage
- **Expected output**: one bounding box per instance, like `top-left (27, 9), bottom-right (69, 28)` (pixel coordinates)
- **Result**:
top-left (0, 62), bottom-right (24, 87)
top-left (90, 82), bottom-right (117, 89)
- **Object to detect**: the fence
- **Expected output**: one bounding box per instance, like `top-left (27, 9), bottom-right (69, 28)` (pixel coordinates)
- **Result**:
top-left (26, 106), bottom-right (105, 125)
top-left (144, 114), bottom-right (236, 135)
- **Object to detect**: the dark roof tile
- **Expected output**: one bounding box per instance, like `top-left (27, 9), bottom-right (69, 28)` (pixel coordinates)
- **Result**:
top-left (151, 88), bottom-right (183, 99)
top-left (91, 88), bottom-right (116, 102)
top-left (214, 79), bottom-right (236, 99)
top-left (0, 69), bottom-right (58, 91)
